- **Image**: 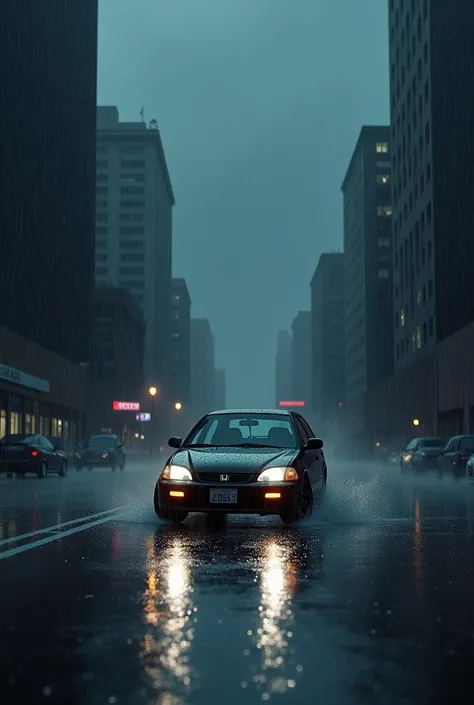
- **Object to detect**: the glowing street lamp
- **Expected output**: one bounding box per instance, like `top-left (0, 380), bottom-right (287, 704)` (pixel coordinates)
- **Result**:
top-left (174, 402), bottom-right (182, 412)
top-left (412, 418), bottom-right (420, 427)
top-left (148, 386), bottom-right (157, 397)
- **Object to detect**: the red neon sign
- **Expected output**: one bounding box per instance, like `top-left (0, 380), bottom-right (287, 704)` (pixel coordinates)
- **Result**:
top-left (113, 401), bottom-right (140, 411)
top-left (279, 400), bottom-right (305, 407)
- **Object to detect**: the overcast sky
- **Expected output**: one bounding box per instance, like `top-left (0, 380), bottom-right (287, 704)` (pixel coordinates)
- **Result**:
top-left (97, 0), bottom-right (389, 407)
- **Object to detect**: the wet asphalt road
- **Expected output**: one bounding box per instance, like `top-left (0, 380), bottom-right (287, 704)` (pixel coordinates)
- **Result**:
top-left (1, 459), bottom-right (474, 705)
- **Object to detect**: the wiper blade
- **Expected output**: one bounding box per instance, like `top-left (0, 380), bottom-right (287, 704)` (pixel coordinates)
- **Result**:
top-left (182, 443), bottom-right (219, 448)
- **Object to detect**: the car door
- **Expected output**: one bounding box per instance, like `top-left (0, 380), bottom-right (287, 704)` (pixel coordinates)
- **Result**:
top-left (41, 435), bottom-right (61, 469)
top-left (442, 437), bottom-right (458, 471)
top-left (301, 416), bottom-right (325, 485)
top-left (294, 415), bottom-right (323, 489)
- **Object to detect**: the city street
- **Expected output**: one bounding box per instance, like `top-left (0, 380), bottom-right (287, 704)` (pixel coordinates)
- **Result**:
top-left (1, 459), bottom-right (474, 705)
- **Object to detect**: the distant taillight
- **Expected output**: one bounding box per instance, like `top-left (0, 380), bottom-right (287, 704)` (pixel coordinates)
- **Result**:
top-left (460, 455), bottom-right (468, 462)
top-left (31, 450), bottom-right (39, 457)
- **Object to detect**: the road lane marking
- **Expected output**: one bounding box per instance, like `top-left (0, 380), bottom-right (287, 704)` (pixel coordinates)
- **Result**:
top-left (0, 506), bottom-right (127, 547)
top-left (0, 512), bottom-right (129, 561)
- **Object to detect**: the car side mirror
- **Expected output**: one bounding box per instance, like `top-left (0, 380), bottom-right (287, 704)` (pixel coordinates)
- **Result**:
top-left (306, 437), bottom-right (323, 451)
top-left (168, 436), bottom-right (182, 449)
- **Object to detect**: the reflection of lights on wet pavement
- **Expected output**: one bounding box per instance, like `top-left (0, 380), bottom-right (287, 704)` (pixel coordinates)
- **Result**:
top-left (245, 540), bottom-right (301, 699)
top-left (140, 537), bottom-right (197, 700)
top-left (413, 499), bottom-right (423, 595)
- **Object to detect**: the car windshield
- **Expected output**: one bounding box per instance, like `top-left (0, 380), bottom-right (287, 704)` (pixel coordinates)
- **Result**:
top-left (0, 434), bottom-right (35, 445)
top-left (184, 413), bottom-right (298, 448)
top-left (418, 438), bottom-right (445, 448)
top-left (85, 435), bottom-right (115, 448)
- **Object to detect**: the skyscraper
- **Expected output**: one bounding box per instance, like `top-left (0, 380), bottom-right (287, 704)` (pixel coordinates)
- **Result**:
top-left (170, 279), bottom-right (192, 409)
top-left (214, 369), bottom-right (227, 409)
top-left (389, 0), bottom-right (474, 367)
top-left (95, 106), bottom-right (175, 390)
top-left (0, 0), bottom-right (98, 363)
top-left (291, 311), bottom-right (311, 404)
top-left (310, 253), bottom-right (345, 422)
top-left (190, 318), bottom-right (215, 419)
top-left (341, 126), bottom-right (393, 400)
top-left (275, 331), bottom-right (292, 406)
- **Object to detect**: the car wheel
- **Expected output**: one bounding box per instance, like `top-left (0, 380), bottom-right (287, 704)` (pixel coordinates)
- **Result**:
top-left (280, 475), bottom-right (313, 525)
top-left (59, 460), bottom-right (67, 477)
top-left (37, 461), bottom-right (47, 479)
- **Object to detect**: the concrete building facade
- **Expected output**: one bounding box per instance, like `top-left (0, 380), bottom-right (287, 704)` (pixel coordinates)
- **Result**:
top-left (342, 126), bottom-right (393, 400)
top-left (310, 253), bottom-right (345, 426)
top-left (95, 107), bottom-right (175, 395)
top-left (190, 319), bottom-right (215, 421)
top-left (291, 311), bottom-right (311, 404)
top-left (170, 279), bottom-right (192, 411)
top-left (0, 0), bottom-right (98, 364)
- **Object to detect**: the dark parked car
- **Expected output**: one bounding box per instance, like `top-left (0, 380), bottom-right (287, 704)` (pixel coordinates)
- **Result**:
top-left (437, 435), bottom-right (474, 480)
top-left (154, 408), bottom-right (327, 525)
top-left (75, 434), bottom-right (125, 471)
top-left (0, 433), bottom-right (67, 478)
top-left (400, 437), bottom-right (446, 474)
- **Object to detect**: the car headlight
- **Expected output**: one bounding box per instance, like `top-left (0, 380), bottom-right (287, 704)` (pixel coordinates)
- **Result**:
top-left (160, 464), bottom-right (193, 482)
top-left (403, 454), bottom-right (412, 462)
top-left (257, 466), bottom-right (299, 482)
top-left (420, 451), bottom-right (426, 457)
top-left (102, 452), bottom-right (109, 459)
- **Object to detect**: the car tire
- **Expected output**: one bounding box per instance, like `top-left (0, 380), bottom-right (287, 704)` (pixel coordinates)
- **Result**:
top-left (280, 475), bottom-right (313, 525)
top-left (37, 461), bottom-right (47, 479)
top-left (59, 460), bottom-right (67, 477)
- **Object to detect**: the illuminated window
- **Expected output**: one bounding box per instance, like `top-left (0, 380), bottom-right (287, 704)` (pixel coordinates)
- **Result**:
top-left (401, 309), bottom-right (405, 327)
top-left (10, 412), bottom-right (20, 435)
top-left (0, 410), bottom-right (6, 439)
top-left (377, 206), bottom-right (392, 216)
top-left (376, 174), bottom-right (390, 184)
top-left (417, 290), bottom-right (422, 306)
top-left (376, 142), bottom-right (389, 153)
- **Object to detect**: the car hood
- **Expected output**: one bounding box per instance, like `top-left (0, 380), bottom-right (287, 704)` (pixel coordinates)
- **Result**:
top-left (418, 447), bottom-right (444, 455)
top-left (170, 446), bottom-right (298, 473)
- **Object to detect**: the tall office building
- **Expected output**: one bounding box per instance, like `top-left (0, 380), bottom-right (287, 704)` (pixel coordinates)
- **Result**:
top-left (341, 126), bottom-right (394, 400)
top-left (190, 318), bottom-right (215, 419)
top-left (95, 106), bottom-right (175, 389)
top-left (214, 369), bottom-right (226, 409)
top-left (275, 331), bottom-right (292, 406)
top-left (389, 1), bottom-right (474, 367)
top-left (310, 254), bottom-right (345, 422)
top-left (0, 0), bottom-right (98, 363)
top-left (170, 279), bottom-right (192, 409)
top-left (291, 311), bottom-right (311, 403)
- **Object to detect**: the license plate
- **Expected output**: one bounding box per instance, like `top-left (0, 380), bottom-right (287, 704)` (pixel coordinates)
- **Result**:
top-left (210, 488), bottom-right (238, 504)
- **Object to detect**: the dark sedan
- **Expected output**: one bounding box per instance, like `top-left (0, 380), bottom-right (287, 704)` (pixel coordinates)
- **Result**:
top-left (400, 437), bottom-right (446, 474)
top-left (0, 434), bottom-right (67, 478)
top-left (75, 434), bottom-right (125, 471)
top-left (154, 408), bottom-right (327, 525)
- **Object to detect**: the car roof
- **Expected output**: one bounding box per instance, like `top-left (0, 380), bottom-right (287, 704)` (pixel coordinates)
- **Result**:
top-left (208, 408), bottom-right (292, 416)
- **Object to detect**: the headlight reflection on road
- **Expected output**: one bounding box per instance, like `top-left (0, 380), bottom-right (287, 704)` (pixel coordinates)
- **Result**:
top-left (248, 540), bottom-right (300, 698)
top-left (140, 536), bottom-right (196, 699)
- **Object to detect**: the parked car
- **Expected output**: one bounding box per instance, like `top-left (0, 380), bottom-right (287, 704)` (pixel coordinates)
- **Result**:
top-left (437, 435), bottom-right (474, 480)
top-left (75, 433), bottom-right (125, 471)
top-left (400, 437), bottom-right (446, 474)
top-left (0, 433), bottom-right (67, 478)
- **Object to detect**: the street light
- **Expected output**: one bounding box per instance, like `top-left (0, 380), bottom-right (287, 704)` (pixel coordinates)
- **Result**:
top-left (412, 418), bottom-right (420, 427)
top-left (174, 402), bottom-right (182, 411)
top-left (148, 386), bottom-right (158, 456)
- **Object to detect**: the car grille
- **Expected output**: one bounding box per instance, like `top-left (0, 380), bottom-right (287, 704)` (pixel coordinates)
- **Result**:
top-left (195, 471), bottom-right (256, 483)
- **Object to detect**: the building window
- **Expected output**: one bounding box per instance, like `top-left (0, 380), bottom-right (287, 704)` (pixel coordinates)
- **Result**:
top-left (120, 253), bottom-right (144, 262)
top-left (119, 240), bottom-right (144, 250)
top-left (376, 142), bottom-right (389, 153)
top-left (121, 186), bottom-right (145, 196)
top-left (96, 213), bottom-right (108, 222)
top-left (120, 145), bottom-right (146, 156)
top-left (378, 269), bottom-right (390, 279)
top-left (119, 267), bottom-right (144, 276)
top-left (119, 213), bottom-right (144, 223)
top-left (96, 186), bottom-right (108, 195)
top-left (121, 160), bottom-right (145, 169)
top-left (120, 173), bottom-right (145, 183)
top-left (96, 253), bottom-right (107, 263)
top-left (119, 226), bottom-right (145, 235)
top-left (401, 309), bottom-right (405, 327)
top-left (377, 237), bottom-right (391, 247)
top-left (96, 199), bottom-right (108, 209)
top-left (96, 267), bottom-right (107, 276)
top-left (96, 173), bottom-right (108, 182)
top-left (124, 281), bottom-right (145, 290)
top-left (377, 206), bottom-right (392, 217)
top-left (120, 200), bottom-right (145, 209)
top-left (96, 240), bottom-right (107, 249)
top-left (417, 290), bottom-right (422, 307)
top-left (376, 174), bottom-right (390, 184)
top-left (10, 411), bottom-right (21, 435)
top-left (96, 226), bottom-right (107, 235)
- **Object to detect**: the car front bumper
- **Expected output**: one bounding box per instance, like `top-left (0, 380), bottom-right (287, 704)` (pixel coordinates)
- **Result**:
top-left (156, 480), bottom-right (301, 515)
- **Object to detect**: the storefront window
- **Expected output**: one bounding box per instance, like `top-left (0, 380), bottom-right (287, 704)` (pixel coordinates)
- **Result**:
top-left (25, 413), bottom-right (33, 434)
top-left (0, 410), bottom-right (6, 439)
top-left (57, 419), bottom-right (63, 436)
top-left (51, 418), bottom-right (58, 436)
top-left (63, 420), bottom-right (69, 439)
top-left (10, 412), bottom-right (21, 435)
